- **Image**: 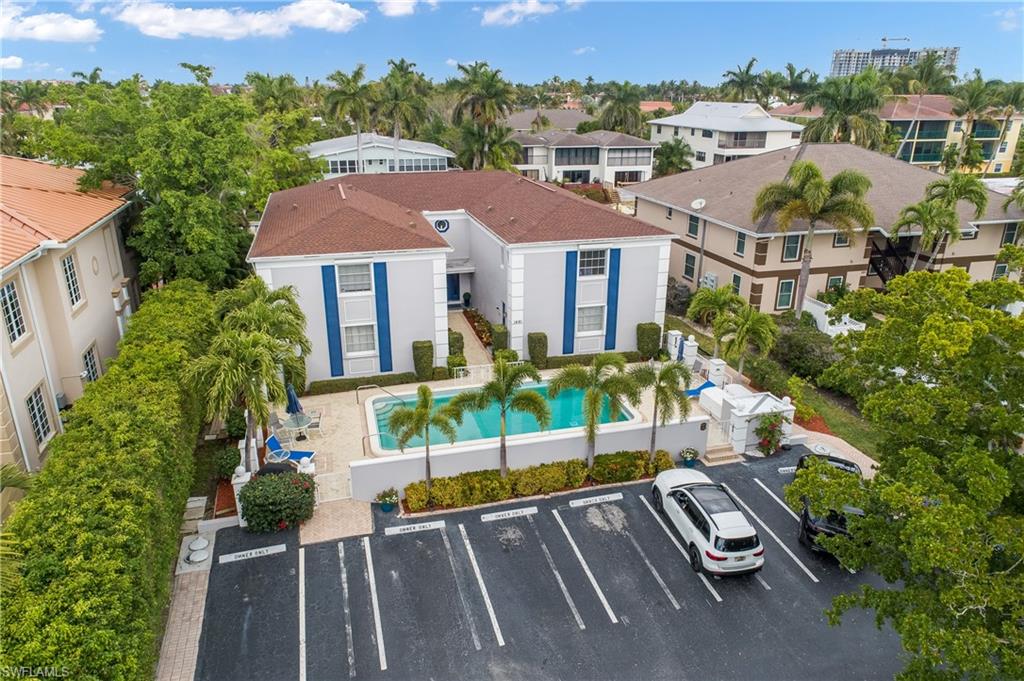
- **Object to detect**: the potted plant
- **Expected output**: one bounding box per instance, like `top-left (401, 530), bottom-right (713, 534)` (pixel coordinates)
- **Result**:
top-left (462, 291), bottom-right (471, 308)
top-left (680, 447), bottom-right (700, 468)
top-left (754, 411), bottom-right (790, 457)
top-left (376, 487), bottom-right (399, 513)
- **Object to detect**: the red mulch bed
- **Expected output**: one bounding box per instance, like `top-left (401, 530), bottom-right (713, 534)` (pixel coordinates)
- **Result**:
top-left (214, 479), bottom-right (238, 517)
top-left (796, 413), bottom-right (833, 435)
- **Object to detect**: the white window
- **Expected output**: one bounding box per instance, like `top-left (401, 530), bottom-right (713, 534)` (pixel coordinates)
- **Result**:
top-left (782, 234), bottom-right (802, 262)
top-left (656, 125), bottom-right (662, 134)
top-left (1003, 222), bottom-right (1019, 246)
top-left (695, 151), bottom-right (706, 162)
top-left (26, 386), bottom-right (51, 445)
top-left (993, 263), bottom-right (1009, 280)
top-left (344, 324), bottom-right (376, 354)
top-left (995, 163), bottom-right (1003, 173)
top-left (666, 207), bottom-right (673, 220)
top-left (62, 254), bottom-right (82, 307)
top-left (83, 345), bottom-right (100, 382)
top-left (336, 263), bottom-right (372, 293)
top-left (832, 233), bottom-right (850, 248)
top-left (329, 159), bottom-right (358, 174)
top-left (953, 121), bottom-right (963, 132)
top-left (687, 214), bottom-right (700, 238)
top-left (578, 249), bottom-right (607, 277)
top-left (776, 280), bottom-right (795, 309)
top-left (576, 305), bottom-right (605, 333)
top-left (999, 141), bottom-right (1008, 154)
top-left (683, 252), bottom-right (696, 280)
top-left (1, 281), bottom-right (27, 344)
top-left (735, 232), bottom-right (746, 256)
top-left (826, 275), bottom-right (845, 291)
top-left (731, 273), bottom-right (742, 295)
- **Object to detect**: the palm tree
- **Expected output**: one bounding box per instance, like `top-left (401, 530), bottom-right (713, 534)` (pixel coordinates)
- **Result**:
top-left (599, 81), bottom-right (644, 136)
top-left (10, 81), bottom-right (48, 117)
top-left (925, 172), bottom-right (989, 218)
top-left (801, 70), bottom-right (889, 149)
top-left (179, 62), bottom-right (213, 86)
top-left (783, 63), bottom-right (811, 104)
top-left (687, 286), bottom-right (742, 356)
top-left (629, 362), bottom-right (692, 463)
top-left (387, 385), bottom-right (460, 499)
top-left (375, 67), bottom-right (428, 170)
top-left (951, 76), bottom-right (996, 167)
top-left (245, 72), bottom-right (304, 115)
top-left (326, 65), bottom-right (375, 174)
top-left (548, 353), bottom-right (638, 469)
top-left (453, 62), bottom-right (516, 162)
top-left (0, 463), bottom-right (32, 591)
top-left (984, 82), bottom-right (1024, 175)
top-left (456, 122), bottom-right (521, 170)
top-left (722, 58), bottom-right (759, 102)
top-left (188, 330), bottom-right (295, 472)
top-left (894, 52), bottom-right (956, 162)
top-left (892, 200), bottom-right (960, 271)
top-left (653, 138), bottom-right (694, 177)
top-left (1004, 179), bottom-right (1024, 211)
top-left (71, 66), bottom-right (106, 86)
top-left (713, 304), bottom-right (778, 376)
top-left (751, 161), bottom-right (874, 315)
top-left (756, 70), bottom-right (786, 108)
top-left (447, 359), bottom-right (551, 477)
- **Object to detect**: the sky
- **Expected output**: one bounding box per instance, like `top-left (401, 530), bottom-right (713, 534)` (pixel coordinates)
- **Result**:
top-left (1, 1), bottom-right (1022, 86)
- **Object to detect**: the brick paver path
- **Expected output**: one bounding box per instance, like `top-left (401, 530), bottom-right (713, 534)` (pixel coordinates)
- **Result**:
top-left (156, 571), bottom-right (209, 681)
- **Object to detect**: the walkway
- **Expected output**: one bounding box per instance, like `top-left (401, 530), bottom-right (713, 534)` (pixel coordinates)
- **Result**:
top-left (448, 310), bottom-right (492, 366)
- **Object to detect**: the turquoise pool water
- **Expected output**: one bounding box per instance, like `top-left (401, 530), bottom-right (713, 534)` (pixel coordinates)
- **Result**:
top-left (373, 384), bottom-right (632, 450)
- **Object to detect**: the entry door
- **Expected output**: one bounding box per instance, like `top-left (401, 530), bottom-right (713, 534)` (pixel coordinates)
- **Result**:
top-left (446, 273), bottom-right (460, 302)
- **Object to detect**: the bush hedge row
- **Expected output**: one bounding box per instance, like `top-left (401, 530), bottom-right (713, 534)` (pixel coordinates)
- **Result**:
top-left (0, 280), bottom-right (216, 680)
top-left (636, 322), bottom-right (661, 360)
top-left (546, 350), bottom-right (643, 369)
top-left (412, 340), bottom-right (434, 381)
top-left (527, 332), bottom-right (548, 369)
top-left (403, 450), bottom-right (674, 512)
top-left (448, 329), bottom-right (464, 356)
top-left (492, 324), bottom-right (509, 351)
top-left (307, 372), bottom-right (418, 395)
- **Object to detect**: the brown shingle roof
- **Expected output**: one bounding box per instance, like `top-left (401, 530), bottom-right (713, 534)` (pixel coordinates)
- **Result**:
top-left (629, 143), bottom-right (1023, 236)
top-left (510, 129), bottom-right (655, 148)
top-left (503, 108), bottom-right (594, 131)
top-left (250, 171), bottom-right (671, 259)
top-left (0, 156), bottom-right (132, 268)
top-left (773, 94), bottom-right (1024, 122)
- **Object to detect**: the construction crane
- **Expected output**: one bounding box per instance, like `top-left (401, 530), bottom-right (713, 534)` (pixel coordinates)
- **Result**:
top-left (881, 36), bottom-right (910, 49)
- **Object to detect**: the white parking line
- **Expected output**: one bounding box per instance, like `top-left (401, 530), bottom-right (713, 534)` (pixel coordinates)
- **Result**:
top-left (298, 547), bottom-right (307, 681)
top-left (753, 478), bottom-right (800, 522)
top-left (755, 573), bottom-right (772, 591)
top-left (722, 484), bottom-right (820, 584)
top-left (458, 524), bottom-right (505, 647)
top-left (638, 495), bottom-right (723, 603)
top-left (624, 531), bottom-right (680, 610)
top-left (337, 543), bottom-right (356, 678)
top-left (552, 509), bottom-right (618, 623)
top-left (527, 515), bottom-right (585, 630)
top-left (440, 528), bottom-right (482, 651)
top-left (362, 537), bottom-right (388, 670)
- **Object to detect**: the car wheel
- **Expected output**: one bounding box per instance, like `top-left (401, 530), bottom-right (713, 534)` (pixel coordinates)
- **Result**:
top-left (688, 544), bottom-right (702, 573)
top-left (652, 488), bottom-right (663, 512)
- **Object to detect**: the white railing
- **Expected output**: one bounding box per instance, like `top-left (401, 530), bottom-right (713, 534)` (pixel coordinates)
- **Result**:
top-left (453, 361), bottom-right (525, 383)
top-left (803, 296), bottom-right (866, 337)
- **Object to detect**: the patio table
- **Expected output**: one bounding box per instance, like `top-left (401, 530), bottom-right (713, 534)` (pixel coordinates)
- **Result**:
top-left (280, 413), bottom-right (312, 440)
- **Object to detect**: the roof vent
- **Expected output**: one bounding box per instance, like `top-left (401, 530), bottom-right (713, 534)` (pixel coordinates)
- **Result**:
top-left (292, 203), bottom-right (298, 210)
top-left (486, 205), bottom-right (493, 212)
top-left (405, 209), bottom-right (412, 214)
top-left (408, 221), bottom-right (415, 227)
top-left (509, 216), bottom-right (516, 223)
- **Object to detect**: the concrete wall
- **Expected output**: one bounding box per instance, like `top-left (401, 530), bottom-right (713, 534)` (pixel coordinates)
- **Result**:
top-left (649, 126), bottom-right (800, 168)
top-left (466, 224), bottom-right (508, 331)
top-left (350, 414), bottom-right (711, 501)
top-left (522, 250), bottom-right (566, 357)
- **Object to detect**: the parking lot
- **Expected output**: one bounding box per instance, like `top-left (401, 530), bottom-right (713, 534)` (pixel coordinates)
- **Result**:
top-left (195, 449), bottom-right (904, 681)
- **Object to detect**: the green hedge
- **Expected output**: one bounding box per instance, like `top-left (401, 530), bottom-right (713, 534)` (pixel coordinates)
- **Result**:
top-left (492, 324), bottom-right (509, 351)
top-left (307, 372), bottom-right (418, 395)
top-left (215, 445), bottom-right (241, 480)
top-left (636, 322), bottom-right (662, 360)
top-left (527, 332), bottom-right (548, 369)
top-left (448, 329), bottom-right (464, 356)
top-left (412, 340), bottom-right (434, 381)
top-left (403, 450), bottom-right (673, 512)
top-left (494, 349), bottom-right (519, 363)
top-left (447, 354), bottom-right (467, 371)
top-left (432, 366), bottom-right (450, 381)
top-left (0, 280), bottom-right (215, 680)
top-left (238, 472), bottom-right (316, 533)
top-left (546, 351), bottom-right (642, 369)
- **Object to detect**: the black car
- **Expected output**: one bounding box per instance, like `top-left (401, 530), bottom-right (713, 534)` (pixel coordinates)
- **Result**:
top-left (796, 452), bottom-right (862, 476)
top-left (798, 502), bottom-right (864, 552)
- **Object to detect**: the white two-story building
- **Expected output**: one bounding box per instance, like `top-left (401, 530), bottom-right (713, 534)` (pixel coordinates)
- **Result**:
top-left (510, 130), bottom-right (656, 186)
top-left (303, 132), bottom-right (456, 178)
top-left (248, 171), bottom-right (674, 383)
top-left (649, 102), bottom-right (804, 169)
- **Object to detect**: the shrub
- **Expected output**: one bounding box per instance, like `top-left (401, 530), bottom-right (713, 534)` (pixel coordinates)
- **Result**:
top-left (510, 462), bottom-right (571, 496)
top-left (447, 354), bottom-right (467, 372)
top-left (771, 322), bottom-right (837, 381)
top-left (546, 351), bottom-right (642, 368)
top-left (215, 446), bottom-right (242, 480)
top-left (492, 324), bottom-right (509, 351)
top-left (239, 472), bottom-right (317, 533)
top-left (464, 308), bottom-right (493, 346)
top-left (666, 277), bottom-right (693, 317)
top-left (636, 322), bottom-right (661, 360)
top-left (527, 332), bottom-right (548, 369)
top-left (432, 366), bottom-right (450, 381)
top-left (307, 372), bottom-right (418, 395)
top-left (405, 481), bottom-right (429, 512)
top-left (225, 406), bottom-right (247, 440)
top-left (747, 356), bottom-right (790, 395)
top-left (563, 459), bottom-right (587, 488)
top-left (591, 450), bottom-right (651, 484)
top-left (651, 449), bottom-right (675, 474)
top-left (448, 329), bottom-right (465, 356)
top-left (0, 280), bottom-right (215, 679)
top-left (412, 340), bottom-right (434, 381)
top-left (376, 487), bottom-right (399, 504)
top-left (494, 349), bottom-right (519, 363)
top-left (786, 375), bottom-right (818, 422)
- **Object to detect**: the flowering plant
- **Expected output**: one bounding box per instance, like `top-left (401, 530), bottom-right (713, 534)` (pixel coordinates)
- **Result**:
top-left (754, 411), bottom-right (790, 456)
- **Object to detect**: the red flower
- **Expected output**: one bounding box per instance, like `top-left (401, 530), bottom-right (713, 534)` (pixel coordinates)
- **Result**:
top-left (277, 520), bottom-right (288, 530)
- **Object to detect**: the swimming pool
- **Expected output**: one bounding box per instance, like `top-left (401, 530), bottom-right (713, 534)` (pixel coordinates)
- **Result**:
top-left (370, 383), bottom-right (633, 451)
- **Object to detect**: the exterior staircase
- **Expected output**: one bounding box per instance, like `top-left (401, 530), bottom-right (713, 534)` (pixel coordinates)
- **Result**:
top-left (606, 187), bottom-right (622, 205)
top-left (700, 442), bottom-right (744, 467)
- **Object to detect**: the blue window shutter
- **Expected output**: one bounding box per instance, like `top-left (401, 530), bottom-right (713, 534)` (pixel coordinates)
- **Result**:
top-left (321, 265), bottom-right (344, 376)
top-left (373, 262), bottom-right (393, 373)
top-left (562, 251), bottom-right (578, 354)
top-left (604, 248), bottom-right (621, 350)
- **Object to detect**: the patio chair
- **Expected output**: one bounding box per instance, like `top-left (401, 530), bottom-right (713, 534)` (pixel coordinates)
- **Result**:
top-left (269, 412), bottom-right (282, 429)
top-left (272, 427), bottom-right (295, 448)
top-left (264, 434), bottom-right (317, 466)
top-left (306, 410), bottom-right (323, 437)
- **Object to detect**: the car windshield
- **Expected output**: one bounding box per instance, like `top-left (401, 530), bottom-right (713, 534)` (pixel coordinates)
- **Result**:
top-left (715, 534), bottom-right (759, 552)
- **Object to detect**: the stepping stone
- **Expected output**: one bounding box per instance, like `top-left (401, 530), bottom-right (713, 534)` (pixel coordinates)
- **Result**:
top-left (183, 506), bottom-right (205, 521)
top-left (186, 496), bottom-right (207, 509)
top-left (180, 519), bottom-right (199, 534)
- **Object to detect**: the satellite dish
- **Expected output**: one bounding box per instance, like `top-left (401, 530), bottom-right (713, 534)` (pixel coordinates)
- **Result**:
top-left (690, 198), bottom-right (706, 211)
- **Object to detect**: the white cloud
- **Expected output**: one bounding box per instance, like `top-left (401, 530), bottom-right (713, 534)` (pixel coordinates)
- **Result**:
top-left (75, 1), bottom-right (96, 12)
top-left (481, 0), bottom-right (557, 26)
top-left (376, 0), bottom-right (416, 17)
top-left (425, 0), bottom-right (440, 9)
top-left (445, 58), bottom-right (459, 67)
top-left (1, 4), bottom-right (103, 42)
top-left (993, 8), bottom-right (1020, 31)
top-left (113, 0), bottom-right (366, 40)
top-left (572, 46), bottom-right (595, 55)
top-left (27, 61), bottom-right (50, 71)
top-left (565, 0), bottom-right (586, 9)
top-left (0, 55), bottom-right (24, 69)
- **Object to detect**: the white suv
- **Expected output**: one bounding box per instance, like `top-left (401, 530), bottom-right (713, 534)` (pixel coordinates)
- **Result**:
top-left (651, 469), bottom-right (764, 575)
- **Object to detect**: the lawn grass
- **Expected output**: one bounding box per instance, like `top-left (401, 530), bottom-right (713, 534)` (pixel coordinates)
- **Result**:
top-left (664, 314), bottom-right (881, 460)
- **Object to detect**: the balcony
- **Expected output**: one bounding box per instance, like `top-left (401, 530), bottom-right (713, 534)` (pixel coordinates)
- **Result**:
top-left (911, 152), bottom-right (943, 163)
top-left (914, 128), bottom-right (947, 139)
top-left (718, 133), bottom-right (766, 149)
top-left (973, 127), bottom-right (1001, 139)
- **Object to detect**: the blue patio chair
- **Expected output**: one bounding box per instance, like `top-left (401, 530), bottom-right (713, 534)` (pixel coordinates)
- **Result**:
top-left (265, 434), bottom-right (316, 466)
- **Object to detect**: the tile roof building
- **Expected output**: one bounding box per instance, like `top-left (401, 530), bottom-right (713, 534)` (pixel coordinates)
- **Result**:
top-left (302, 132), bottom-right (455, 178)
top-left (509, 129), bottom-right (656, 186)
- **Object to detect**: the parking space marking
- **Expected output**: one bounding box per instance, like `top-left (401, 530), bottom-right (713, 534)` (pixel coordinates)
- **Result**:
top-left (753, 478), bottom-right (800, 522)
top-left (384, 520), bottom-right (445, 535)
top-left (440, 529), bottom-right (482, 651)
top-left (722, 484), bottom-right (819, 584)
top-left (299, 548), bottom-right (307, 681)
top-left (638, 495), bottom-right (723, 603)
top-left (623, 531), bottom-right (680, 610)
top-left (755, 574), bottom-right (772, 591)
top-left (552, 509), bottom-right (619, 623)
top-left (337, 543), bottom-right (356, 678)
top-left (569, 492), bottom-right (624, 508)
top-left (362, 537), bottom-right (387, 670)
top-left (527, 515), bottom-right (586, 630)
top-left (481, 506), bottom-right (537, 522)
top-left (219, 543), bottom-right (287, 564)
top-left (458, 524), bottom-right (505, 647)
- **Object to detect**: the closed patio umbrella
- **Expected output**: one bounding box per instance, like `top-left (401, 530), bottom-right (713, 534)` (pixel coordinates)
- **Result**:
top-left (285, 383), bottom-right (303, 415)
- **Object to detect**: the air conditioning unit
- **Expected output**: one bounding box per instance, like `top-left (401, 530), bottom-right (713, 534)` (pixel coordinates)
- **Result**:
top-left (699, 272), bottom-right (718, 289)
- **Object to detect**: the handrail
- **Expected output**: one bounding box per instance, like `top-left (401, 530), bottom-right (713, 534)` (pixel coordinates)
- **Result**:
top-left (361, 432), bottom-right (387, 458)
top-left (355, 384), bottom-right (407, 405)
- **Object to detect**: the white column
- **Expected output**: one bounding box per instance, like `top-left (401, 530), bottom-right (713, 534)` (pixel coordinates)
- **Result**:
top-left (231, 467), bottom-right (251, 528)
top-left (708, 358), bottom-right (727, 387)
top-left (682, 335), bottom-right (699, 367)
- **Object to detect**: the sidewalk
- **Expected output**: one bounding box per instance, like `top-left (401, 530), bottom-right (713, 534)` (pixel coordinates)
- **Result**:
top-left (448, 310), bottom-right (492, 366)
